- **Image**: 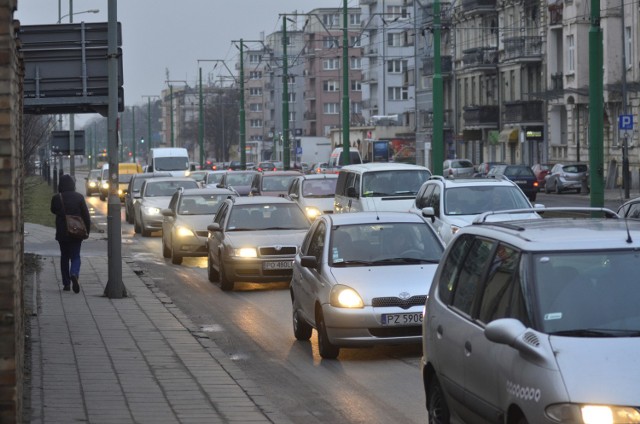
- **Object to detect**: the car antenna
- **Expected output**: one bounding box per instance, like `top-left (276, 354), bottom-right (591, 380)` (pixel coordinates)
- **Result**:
top-left (624, 217), bottom-right (633, 244)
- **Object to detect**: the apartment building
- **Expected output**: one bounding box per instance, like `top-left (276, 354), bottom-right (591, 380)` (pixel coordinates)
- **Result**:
top-left (160, 84), bottom-right (198, 154)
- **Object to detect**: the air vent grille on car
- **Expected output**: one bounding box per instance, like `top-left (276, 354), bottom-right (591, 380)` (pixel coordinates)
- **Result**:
top-left (372, 296), bottom-right (427, 310)
top-left (523, 331), bottom-right (540, 347)
top-left (259, 246), bottom-right (297, 256)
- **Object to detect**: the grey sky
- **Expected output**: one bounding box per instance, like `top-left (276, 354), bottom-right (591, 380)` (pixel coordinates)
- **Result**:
top-left (17, 0), bottom-right (351, 115)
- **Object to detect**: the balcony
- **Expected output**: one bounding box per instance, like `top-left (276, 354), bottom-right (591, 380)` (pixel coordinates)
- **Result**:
top-left (364, 47), bottom-right (378, 56)
top-left (502, 36), bottom-right (543, 62)
top-left (422, 56), bottom-right (453, 76)
top-left (549, 4), bottom-right (563, 26)
top-left (463, 105), bottom-right (499, 127)
top-left (461, 0), bottom-right (497, 14)
top-left (304, 90), bottom-right (316, 100)
top-left (362, 98), bottom-right (377, 109)
top-left (462, 47), bottom-right (498, 71)
top-left (304, 111), bottom-right (317, 121)
top-left (359, 0), bottom-right (376, 4)
top-left (421, 1), bottom-right (452, 26)
top-left (550, 72), bottom-right (563, 91)
top-left (502, 100), bottom-right (543, 124)
top-left (264, 120), bottom-right (274, 129)
top-left (264, 82), bottom-right (273, 90)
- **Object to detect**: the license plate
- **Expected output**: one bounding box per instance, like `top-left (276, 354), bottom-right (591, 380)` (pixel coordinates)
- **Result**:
top-left (381, 312), bottom-right (423, 326)
top-left (263, 260), bottom-right (293, 270)
top-left (513, 180), bottom-right (527, 184)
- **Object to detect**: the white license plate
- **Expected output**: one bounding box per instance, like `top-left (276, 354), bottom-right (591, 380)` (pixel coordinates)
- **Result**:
top-left (263, 260), bottom-right (293, 270)
top-left (381, 312), bottom-right (423, 326)
top-left (513, 180), bottom-right (527, 184)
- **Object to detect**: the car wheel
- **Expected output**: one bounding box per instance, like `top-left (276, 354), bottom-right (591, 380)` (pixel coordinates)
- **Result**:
top-left (544, 183), bottom-right (550, 194)
top-left (292, 309), bottom-right (312, 341)
top-left (171, 243), bottom-right (183, 265)
top-left (141, 220), bottom-right (151, 237)
top-left (576, 188), bottom-right (581, 194)
top-left (207, 253), bottom-right (219, 282)
top-left (125, 207), bottom-right (132, 224)
top-left (100, 193), bottom-right (106, 201)
top-left (134, 217), bottom-right (141, 234)
top-left (428, 376), bottom-right (451, 424)
top-left (316, 311), bottom-right (339, 359)
top-left (162, 237), bottom-right (170, 258)
top-left (555, 183), bottom-right (561, 194)
top-left (219, 261), bottom-right (234, 291)
top-left (516, 417), bottom-right (529, 424)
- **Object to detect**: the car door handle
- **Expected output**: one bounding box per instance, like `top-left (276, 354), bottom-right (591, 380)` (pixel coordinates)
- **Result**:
top-left (464, 341), bottom-right (472, 356)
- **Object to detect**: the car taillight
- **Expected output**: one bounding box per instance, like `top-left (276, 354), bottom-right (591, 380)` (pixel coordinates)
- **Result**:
top-left (533, 181), bottom-right (539, 187)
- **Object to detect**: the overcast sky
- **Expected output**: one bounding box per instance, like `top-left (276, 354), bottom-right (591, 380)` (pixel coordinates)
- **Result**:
top-left (17, 0), bottom-right (351, 125)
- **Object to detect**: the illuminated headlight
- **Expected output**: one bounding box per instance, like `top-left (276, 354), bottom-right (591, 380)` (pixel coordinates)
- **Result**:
top-left (330, 285), bottom-right (364, 308)
top-left (118, 189), bottom-right (123, 196)
top-left (185, 171), bottom-right (191, 176)
top-left (451, 225), bottom-right (461, 235)
top-left (176, 226), bottom-right (195, 237)
top-left (145, 207), bottom-right (161, 215)
top-left (305, 206), bottom-right (322, 219)
top-left (101, 182), bottom-right (109, 189)
top-left (546, 403), bottom-right (640, 424)
top-left (232, 247), bottom-right (257, 258)
top-left (88, 182), bottom-right (97, 188)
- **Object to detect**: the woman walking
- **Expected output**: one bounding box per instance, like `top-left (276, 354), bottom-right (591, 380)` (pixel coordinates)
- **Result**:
top-left (50, 174), bottom-right (91, 293)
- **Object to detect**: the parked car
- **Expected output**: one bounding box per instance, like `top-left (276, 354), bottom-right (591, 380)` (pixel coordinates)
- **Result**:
top-left (124, 172), bottom-right (172, 224)
top-left (421, 211), bottom-right (639, 424)
top-left (216, 170), bottom-right (258, 196)
top-left (544, 163), bottom-right (589, 194)
top-left (249, 170), bottom-right (303, 197)
top-left (286, 173), bottom-right (338, 220)
top-left (206, 196), bottom-right (311, 291)
top-left (256, 161), bottom-right (277, 172)
top-left (487, 164), bottom-right (539, 201)
top-left (410, 176), bottom-right (537, 244)
top-left (442, 159), bottom-right (474, 179)
top-left (311, 162), bottom-right (329, 174)
top-left (85, 169), bottom-right (102, 197)
top-left (290, 211), bottom-right (445, 359)
top-left (473, 162), bottom-right (506, 178)
top-left (532, 163), bottom-right (553, 189)
top-left (133, 177), bottom-right (199, 237)
top-left (161, 187), bottom-right (236, 265)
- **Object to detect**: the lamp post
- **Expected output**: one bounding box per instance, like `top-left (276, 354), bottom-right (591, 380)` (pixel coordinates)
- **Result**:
top-left (56, 8), bottom-right (99, 23)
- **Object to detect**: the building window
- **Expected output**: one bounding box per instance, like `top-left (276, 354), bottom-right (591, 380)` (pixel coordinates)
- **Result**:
top-left (250, 119), bottom-right (263, 128)
top-left (323, 80), bottom-right (340, 92)
top-left (625, 26), bottom-right (633, 69)
top-left (289, 111), bottom-right (296, 122)
top-left (567, 35), bottom-right (575, 72)
top-left (323, 59), bottom-right (340, 70)
top-left (388, 87), bottom-right (408, 101)
top-left (350, 36), bottom-right (361, 47)
top-left (249, 88), bottom-right (262, 96)
top-left (351, 102), bottom-right (362, 114)
top-left (387, 32), bottom-right (404, 47)
top-left (249, 54), bottom-right (262, 64)
top-left (351, 80), bottom-right (362, 91)
top-left (349, 13), bottom-right (361, 26)
top-left (323, 103), bottom-right (340, 114)
top-left (387, 59), bottom-right (407, 73)
top-left (387, 5), bottom-right (408, 19)
top-left (323, 36), bottom-right (339, 49)
top-left (249, 103), bottom-right (262, 112)
top-left (323, 13), bottom-right (339, 27)
top-left (249, 71), bottom-right (262, 79)
top-left (350, 57), bottom-right (362, 70)
top-left (288, 92), bottom-right (296, 102)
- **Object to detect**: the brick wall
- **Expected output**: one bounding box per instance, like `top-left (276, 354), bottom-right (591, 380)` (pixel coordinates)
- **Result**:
top-left (0, 0), bottom-right (22, 422)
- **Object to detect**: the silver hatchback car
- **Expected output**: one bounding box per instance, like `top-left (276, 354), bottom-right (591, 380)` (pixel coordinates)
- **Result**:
top-left (422, 212), bottom-right (640, 424)
top-left (291, 211), bottom-right (444, 359)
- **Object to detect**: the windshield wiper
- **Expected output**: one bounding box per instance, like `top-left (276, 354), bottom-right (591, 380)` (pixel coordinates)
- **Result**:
top-left (371, 257), bottom-right (439, 265)
top-left (332, 259), bottom-right (375, 267)
top-left (550, 329), bottom-right (640, 337)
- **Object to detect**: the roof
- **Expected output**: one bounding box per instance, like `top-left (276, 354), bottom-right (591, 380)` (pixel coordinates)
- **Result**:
top-left (427, 176), bottom-right (517, 188)
top-left (181, 187), bottom-right (236, 196)
top-left (327, 211), bottom-right (427, 226)
top-left (300, 173), bottom-right (338, 180)
top-left (461, 218), bottom-right (640, 252)
top-left (340, 163), bottom-right (430, 172)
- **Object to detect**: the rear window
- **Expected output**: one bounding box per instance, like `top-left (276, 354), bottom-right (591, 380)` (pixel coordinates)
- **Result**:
top-left (504, 166), bottom-right (535, 178)
top-left (563, 164), bottom-right (588, 173)
top-left (453, 160), bottom-right (473, 168)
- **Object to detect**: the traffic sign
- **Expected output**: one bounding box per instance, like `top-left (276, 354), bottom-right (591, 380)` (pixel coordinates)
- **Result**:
top-left (619, 115), bottom-right (633, 130)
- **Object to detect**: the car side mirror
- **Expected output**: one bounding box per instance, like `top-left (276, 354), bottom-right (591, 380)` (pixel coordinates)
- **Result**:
top-left (301, 255), bottom-right (318, 269)
top-left (161, 208), bottom-right (175, 217)
top-left (250, 187), bottom-right (259, 194)
top-left (289, 193), bottom-right (299, 200)
top-left (207, 223), bottom-right (221, 232)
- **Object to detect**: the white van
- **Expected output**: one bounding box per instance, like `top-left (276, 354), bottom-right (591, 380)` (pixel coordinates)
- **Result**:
top-left (147, 147), bottom-right (190, 177)
top-left (334, 163), bottom-right (431, 213)
top-left (327, 147), bottom-right (362, 170)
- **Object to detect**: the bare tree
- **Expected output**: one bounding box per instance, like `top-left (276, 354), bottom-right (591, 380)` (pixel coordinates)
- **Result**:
top-left (22, 114), bottom-right (55, 176)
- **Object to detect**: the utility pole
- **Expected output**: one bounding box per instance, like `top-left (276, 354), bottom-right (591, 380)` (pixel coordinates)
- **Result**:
top-left (132, 105), bottom-right (136, 162)
top-left (170, 84), bottom-right (174, 147)
top-left (589, 0), bottom-right (604, 207)
top-left (282, 16), bottom-right (290, 170)
top-left (432, 0), bottom-right (444, 176)
top-left (142, 95), bottom-right (159, 152)
top-left (341, 0), bottom-right (351, 165)
top-left (621, 3), bottom-right (630, 199)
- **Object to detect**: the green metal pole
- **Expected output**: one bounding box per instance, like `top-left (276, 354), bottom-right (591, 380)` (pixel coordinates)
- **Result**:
top-left (432, 0), bottom-right (444, 175)
top-left (589, 0), bottom-right (603, 207)
top-left (170, 85), bottom-right (175, 147)
top-left (199, 67), bottom-right (204, 168)
top-left (132, 105), bottom-right (136, 162)
top-left (341, 0), bottom-right (351, 165)
top-left (239, 39), bottom-right (246, 169)
top-left (282, 16), bottom-right (290, 170)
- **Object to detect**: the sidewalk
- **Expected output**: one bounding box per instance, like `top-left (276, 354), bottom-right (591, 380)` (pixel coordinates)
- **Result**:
top-left (24, 223), bottom-right (285, 424)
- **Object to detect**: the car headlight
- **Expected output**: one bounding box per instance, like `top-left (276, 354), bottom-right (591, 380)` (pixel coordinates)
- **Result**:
top-left (89, 182), bottom-right (97, 188)
top-left (175, 226), bottom-right (195, 237)
top-left (546, 403), bottom-right (640, 424)
top-left (145, 207), bottom-right (161, 215)
top-left (232, 247), bottom-right (257, 258)
top-left (101, 182), bottom-right (109, 189)
top-left (330, 285), bottom-right (364, 308)
top-left (305, 206), bottom-right (322, 219)
top-left (118, 189), bottom-right (123, 196)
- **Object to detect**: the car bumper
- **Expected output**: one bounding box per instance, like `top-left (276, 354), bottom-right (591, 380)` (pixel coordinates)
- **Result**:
top-left (321, 304), bottom-right (423, 346)
top-left (141, 213), bottom-right (163, 230)
top-left (222, 256), bottom-right (295, 283)
top-left (559, 179), bottom-right (582, 190)
top-left (173, 235), bottom-right (208, 257)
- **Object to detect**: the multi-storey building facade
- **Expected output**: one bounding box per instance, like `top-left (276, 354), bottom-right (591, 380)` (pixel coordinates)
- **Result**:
top-left (160, 85), bottom-right (198, 154)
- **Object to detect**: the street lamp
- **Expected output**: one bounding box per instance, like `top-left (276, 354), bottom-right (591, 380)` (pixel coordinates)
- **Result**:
top-left (56, 9), bottom-right (99, 24)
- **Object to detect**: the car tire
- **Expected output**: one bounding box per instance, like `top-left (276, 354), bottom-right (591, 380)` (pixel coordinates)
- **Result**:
top-left (316, 311), bottom-right (339, 359)
top-left (219, 261), bottom-right (234, 291)
top-left (292, 309), bottom-right (312, 341)
top-left (576, 188), bottom-right (581, 194)
top-left (141, 220), bottom-right (151, 237)
top-left (125, 207), bottom-right (132, 224)
top-left (544, 183), bottom-right (550, 194)
top-left (134, 217), bottom-right (141, 234)
top-left (555, 183), bottom-right (561, 194)
top-left (427, 376), bottom-right (451, 424)
top-left (207, 253), bottom-right (219, 283)
top-left (516, 417), bottom-right (529, 424)
top-left (171, 244), bottom-right (183, 265)
top-left (162, 238), bottom-right (170, 258)
top-left (100, 193), bottom-right (106, 201)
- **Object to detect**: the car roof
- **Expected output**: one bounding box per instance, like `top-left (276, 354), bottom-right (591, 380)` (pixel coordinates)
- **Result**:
top-left (459, 218), bottom-right (640, 252)
top-left (425, 176), bottom-right (517, 188)
top-left (143, 177), bottom-right (197, 184)
top-left (133, 172), bottom-right (172, 179)
top-left (340, 163), bottom-right (430, 172)
top-left (231, 196), bottom-right (296, 206)
top-left (260, 170), bottom-right (302, 176)
top-left (300, 173), bottom-right (338, 180)
top-left (180, 187), bottom-right (236, 196)
top-left (326, 211), bottom-right (427, 226)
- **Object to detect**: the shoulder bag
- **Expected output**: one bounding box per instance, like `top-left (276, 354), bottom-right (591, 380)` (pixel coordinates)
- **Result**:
top-left (59, 193), bottom-right (88, 239)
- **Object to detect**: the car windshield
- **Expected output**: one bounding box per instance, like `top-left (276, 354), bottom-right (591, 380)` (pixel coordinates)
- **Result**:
top-left (262, 175), bottom-right (299, 192)
top-left (362, 169), bottom-right (431, 197)
top-left (503, 166), bottom-right (536, 178)
top-left (444, 186), bottom-right (530, 215)
top-left (205, 173), bottom-right (224, 185)
top-left (302, 179), bottom-right (337, 197)
top-left (563, 164), bottom-right (588, 173)
top-left (178, 194), bottom-right (230, 215)
top-left (329, 223), bottom-right (443, 266)
top-left (189, 172), bottom-right (207, 182)
top-left (144, 180), bottom-right (198, 197)
top-left (226, 173), bottom-right (254, 186)
top-left (154, 157), bottom-right (189, 172)
top-left (453, 160), bottom-right (473, 168)
top-left (534, 251), bottom-right (640, 335)
top-left (119, 174), bottom-right (133, 183)
top-left (226, 204), bottom-right (309, 231)
top-left (89, 170), bottom-right (101, 179)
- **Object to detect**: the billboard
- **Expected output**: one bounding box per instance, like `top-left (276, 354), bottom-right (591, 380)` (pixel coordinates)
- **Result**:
top-left (50, 131), bottom-right (85, 155)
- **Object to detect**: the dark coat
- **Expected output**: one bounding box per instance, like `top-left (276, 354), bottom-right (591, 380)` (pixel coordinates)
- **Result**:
top-left (50, 174), bottom-right (91, 241)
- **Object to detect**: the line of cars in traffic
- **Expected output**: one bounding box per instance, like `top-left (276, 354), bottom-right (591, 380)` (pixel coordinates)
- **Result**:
top-left (84, 160), bottom-right (640, 423)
